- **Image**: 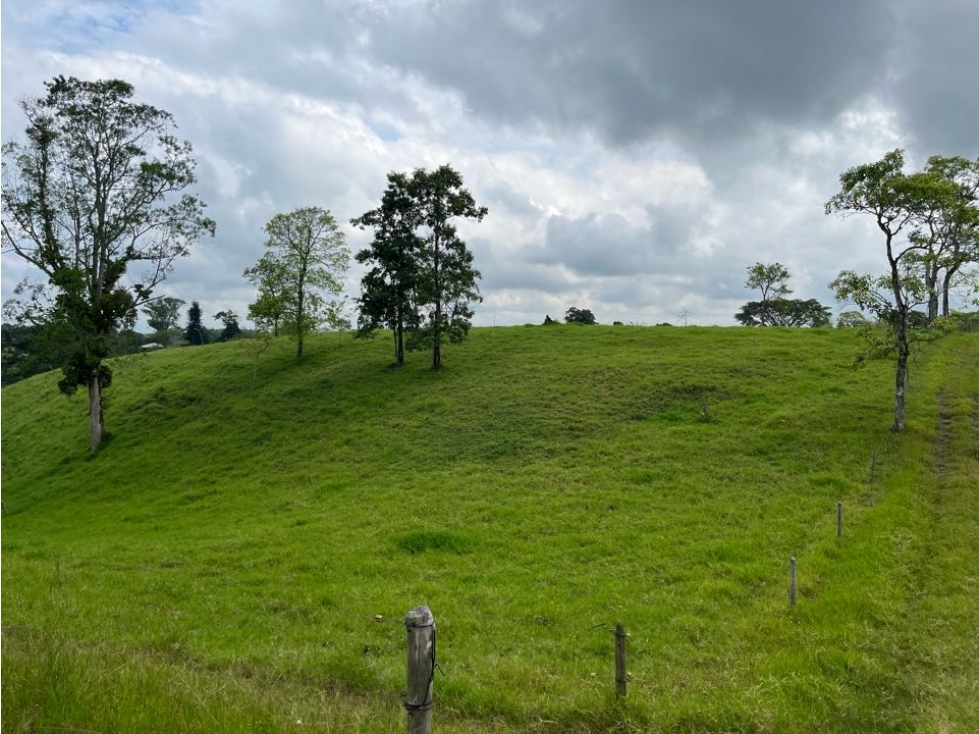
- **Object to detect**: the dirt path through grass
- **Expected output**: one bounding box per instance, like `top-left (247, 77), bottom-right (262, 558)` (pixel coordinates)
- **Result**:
top-left (896, 350), bottom-right (979, 733)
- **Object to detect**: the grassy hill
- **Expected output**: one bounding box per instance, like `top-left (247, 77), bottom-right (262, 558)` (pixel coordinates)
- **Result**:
top-left (2, 325), bottom-right (978, 733)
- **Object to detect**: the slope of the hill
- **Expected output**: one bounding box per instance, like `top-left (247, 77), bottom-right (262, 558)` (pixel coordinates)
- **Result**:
top-left (2, 326), bottom-right (977, 733)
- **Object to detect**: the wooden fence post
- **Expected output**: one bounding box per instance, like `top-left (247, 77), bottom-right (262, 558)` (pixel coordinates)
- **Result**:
top-left (614, 622), bottom-right (628, 698)
top-left (789, 557), bottom-right (797, 607)
top-left (405, 605), bottom-right (436, 734)
top-left (837, 500), bottom-right (843, 537)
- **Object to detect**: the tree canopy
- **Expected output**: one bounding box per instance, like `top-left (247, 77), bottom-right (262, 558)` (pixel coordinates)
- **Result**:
top-left (184, 301), bottom-right (210, 345)
top-left (353, 165), bottom-right (486, 368)
top-left (351, 171), bottom-right (424, 365)
top-left (735, 263), bottom-right (830, 327)
top-left (745, 262), bottom-right (791, 306)
top-left (565, 307), bottom-right (597, 325)
top-left (215, 310), bottom-right (241, 341)
top-left (735, 298), bottom-right (831, 327)
top-left (143, 297), bottom-right (185, 334)
top-left (1, 76), bottom-right (214, 450)
top-left (246, 207), bottom-right (350, 359)
top-left (825, 149), bottom-right (979, 431)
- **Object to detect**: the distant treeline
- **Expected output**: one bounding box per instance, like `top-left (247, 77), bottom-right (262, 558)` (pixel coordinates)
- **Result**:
top-left (0, 323), bottom-right (263, 387)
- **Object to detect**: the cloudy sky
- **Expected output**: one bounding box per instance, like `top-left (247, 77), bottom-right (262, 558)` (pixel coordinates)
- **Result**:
top-left (2, 0), bottom-right (977, 329)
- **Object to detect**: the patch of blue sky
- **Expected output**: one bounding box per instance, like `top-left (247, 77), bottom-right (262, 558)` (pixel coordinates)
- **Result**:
top-left (367, 119), bottom-right (401, 143)
top-left (10, 0), bottom-right (197, 55)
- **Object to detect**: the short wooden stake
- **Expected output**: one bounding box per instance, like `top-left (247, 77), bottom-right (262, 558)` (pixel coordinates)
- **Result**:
top-left (405, 605), bottom-right (436, 734)
top-left (836, 500), bottom-right (843, 538)
top-left (789, 557), bottom-right (797, 607)
top-left (614, 622), bottom-right (628, 698)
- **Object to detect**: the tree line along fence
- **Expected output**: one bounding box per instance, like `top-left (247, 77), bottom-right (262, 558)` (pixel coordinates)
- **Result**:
top-left (399, 500), bottom-right (850, 733)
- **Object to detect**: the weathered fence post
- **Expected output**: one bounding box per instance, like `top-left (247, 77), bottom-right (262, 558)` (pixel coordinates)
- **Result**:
top-left (837, 500), bottom-right (843, 538)
top-left (789, 557), bottom-right (797, 607)
top-left (405, 605), bottom-right (436, 734)
top-left (614, 622), bottom-right (628, 698)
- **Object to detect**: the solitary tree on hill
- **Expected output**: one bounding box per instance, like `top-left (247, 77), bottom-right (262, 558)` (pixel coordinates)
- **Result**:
top-left (565, 307), bottom-right (597, 325)
top-left (1, 76), bottom-right (215, 451)
top-left (143, 297), bottom-right (185, 344)
top-left (825, 149), bottom-right (977, 431)
top-left (215, 310), bottom-right (241, 341)
top-left (184, 301), bottom-right (209, 345)
top-left (247, 207), bottom-right (350, 359)
top-left (736, 263), bottom-right (830, 327)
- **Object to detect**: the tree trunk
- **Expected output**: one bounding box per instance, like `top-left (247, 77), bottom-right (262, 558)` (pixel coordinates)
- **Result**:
top-left (925, 264), bottom-right (939, 323)
top-left (893, 329), bottom-right (909, 432)
top-left (885, 228), bottom-right (908, 433)
top-left (431, 226), bottom-right (442, 370)
top-left (296, 265), bottom-right (306, 359)
top-left (396, 319), bottom-right (404, 365)
top-left (88, 374), bottom-right (103, 452)
top-left (941, 264), bottom-right (960, 318)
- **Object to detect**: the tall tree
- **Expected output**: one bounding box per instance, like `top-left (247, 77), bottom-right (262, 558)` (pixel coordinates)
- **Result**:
top-left (825, 149), bottom-right (958, 432)
top-left (353, 165), bottom-right (486, 368)
top-left (410, 165), bottom-right (487, 369)
top-left (1, 76), bottom-right (214, 451)
top-left (143, 296), bottom-right (185, 334)
top-left (907, 156), bottom-right (979, 320)
top-left (351, 171), bottom-right (424, 366)
top-left (744, 262), bottom-right (791, 325)
top-left (249, 207), bottom-right (350, 359)
top-left (214, 310), bottom-right (241, 341)
top-left (184, 300), bottom-right (209, 345)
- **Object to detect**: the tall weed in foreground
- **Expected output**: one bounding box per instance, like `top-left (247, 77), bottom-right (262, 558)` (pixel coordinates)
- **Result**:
top-left (1, 626), bottom-right (412, 733)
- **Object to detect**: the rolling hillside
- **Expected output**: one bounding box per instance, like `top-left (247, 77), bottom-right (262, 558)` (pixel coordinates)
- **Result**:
top-left (2, 325), bottom-right (978, 733)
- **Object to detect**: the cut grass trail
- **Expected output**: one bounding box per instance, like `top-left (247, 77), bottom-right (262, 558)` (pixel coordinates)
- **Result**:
top-left (1, 325), bottom-right (977, 732)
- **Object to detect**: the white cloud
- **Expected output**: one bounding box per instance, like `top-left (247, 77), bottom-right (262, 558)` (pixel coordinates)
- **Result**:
top-left (2, 1), bottom-right (976, 331)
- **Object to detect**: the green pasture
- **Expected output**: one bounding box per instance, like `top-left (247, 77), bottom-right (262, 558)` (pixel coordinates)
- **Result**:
top-left (2, 325), bottom-right (977, 732)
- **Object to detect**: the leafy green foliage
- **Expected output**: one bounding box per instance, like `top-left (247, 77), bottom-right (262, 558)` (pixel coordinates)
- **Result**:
top-left (837, 310), bottom-right (870, 328)
top-left (243, 253), bottom-right (290, 337)
top-left (246, 207), bottom-right (350, 359)
top-left (351, 171), bottom-right (424, 365)
top-left (825, 149), bottom-right (976, 431)
top-left (184, 300), bottom-right (209, 345)
top-left (565, 306), bottom-right (597, 324)
top-left (737, 262), bottom-right (829, 327)
top-left (906, 156), bottom-right (979, 320)
top-left (355, 165), bottom-right (486, 368)
top-left (1, 321), bottom-right (74, 386)
top-left (143, 297), bottom-right (185, 334)
top-left (214, 310), bottom-right (241, 341)
top-left (410, 166), bottom-right (486, 369)
top-left (745, 261), bottom-right (791, 303)
top-left (735, 298), bottom-right (831, 327)
top-left (1, 76), bottom-right (214, 450)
